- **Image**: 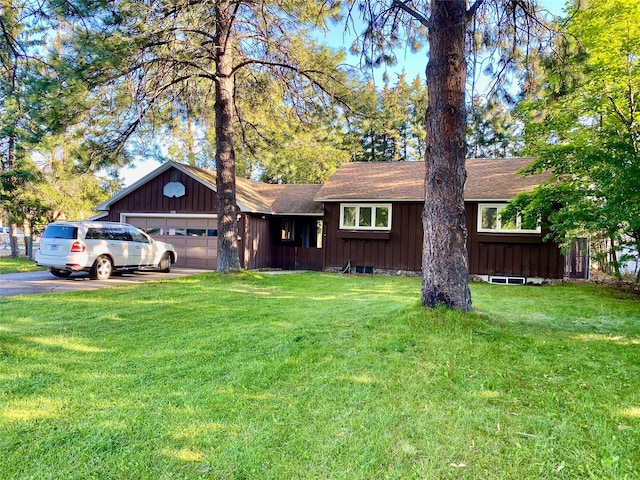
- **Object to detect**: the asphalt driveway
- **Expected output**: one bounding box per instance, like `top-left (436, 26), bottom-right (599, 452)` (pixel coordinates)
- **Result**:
top-left (0, 268), bottom-right (212, 297)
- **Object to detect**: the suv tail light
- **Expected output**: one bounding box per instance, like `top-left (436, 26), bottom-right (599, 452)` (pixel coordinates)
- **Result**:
top-left (70, 241), bottom-right (86, 253)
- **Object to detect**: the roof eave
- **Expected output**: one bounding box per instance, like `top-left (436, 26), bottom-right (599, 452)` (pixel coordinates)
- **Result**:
top-left (271, 212), bottom-right (323, 216)
top-left (313, 197), bottom-right (520, 203)
top-left (314, 197), bottom-right (423, 203)
top-left (465, 198), bottom-right (514, 202)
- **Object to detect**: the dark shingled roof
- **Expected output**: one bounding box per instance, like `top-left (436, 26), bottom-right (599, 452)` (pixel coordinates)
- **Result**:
top-left (98, 159), bottom-right (548, 216)
top-left (180, 163), bottom-right (322, 214)
top-left (255, 184), bottom-right (324, 214)
top-left (314, 158), bottom-right (549, 202)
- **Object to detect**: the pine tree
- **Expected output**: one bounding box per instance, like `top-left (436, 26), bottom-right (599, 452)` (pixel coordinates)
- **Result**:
top-left (59, 0), bottom-right (352, 272)
top-left (352, 0), bottom-right (556, 311)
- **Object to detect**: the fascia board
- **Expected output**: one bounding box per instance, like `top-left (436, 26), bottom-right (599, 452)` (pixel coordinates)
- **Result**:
top-left (269, 212), bottom-right (323, 217)
top-left (465, 198), bottom-right (512, 202)
top-left (316, 197), bottom-right (515, 203)
top-left (313, 198), bottom-right (423, 203)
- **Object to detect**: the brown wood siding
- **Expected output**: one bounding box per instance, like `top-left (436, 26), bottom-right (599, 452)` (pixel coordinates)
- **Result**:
top-left (322, 203), bottom-right (423, 272)
top-left (241, 215), bottom-right (272, 270)
top-left (272, 247), bottom-right (323, 271)
top-left (323, 201), bottom-right (565, 278)
top-left (105, 167), bottom-right (217, 220)
top-left (466, 203), bottom-right (565, 278)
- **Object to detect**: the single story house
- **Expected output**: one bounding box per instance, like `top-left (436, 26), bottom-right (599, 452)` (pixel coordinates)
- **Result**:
top-left (96, 162), bottom-right (323, 270)
top-left (96, 158), bottom-right (573, 282)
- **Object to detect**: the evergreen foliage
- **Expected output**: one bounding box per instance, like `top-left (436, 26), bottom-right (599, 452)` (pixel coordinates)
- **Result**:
top-left (351, 74), bottom-right (427, 162)
top-left (513, 0), bottom-right (640, 280)
top-left (353, 0), bottom-right (556, 311)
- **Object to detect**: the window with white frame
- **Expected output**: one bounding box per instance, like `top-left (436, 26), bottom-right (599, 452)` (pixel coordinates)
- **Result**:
top-left (340, 204), bottom-right (392, 230)
top-left (478, 203), bottom-right (540, 233)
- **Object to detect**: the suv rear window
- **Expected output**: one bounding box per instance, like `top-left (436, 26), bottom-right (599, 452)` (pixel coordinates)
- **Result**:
top-left (42, 225), bottom-right (78, 239)
top-left (85, 227), bottom-right (130, 241)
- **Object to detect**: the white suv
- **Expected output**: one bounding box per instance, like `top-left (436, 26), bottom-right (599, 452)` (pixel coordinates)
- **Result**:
top-left (35, 221), bottom-right (177, 280)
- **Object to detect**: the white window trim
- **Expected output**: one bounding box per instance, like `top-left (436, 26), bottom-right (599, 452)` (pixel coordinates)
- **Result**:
top-left (340, 203), bottom-right (392, 231)
top-left (477, 203), bottom-right (541, 234)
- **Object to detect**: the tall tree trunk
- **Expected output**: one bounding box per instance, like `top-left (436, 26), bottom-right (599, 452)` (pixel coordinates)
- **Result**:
top-left (422, 0), bottom-right (472, 312)
top-left (609, 234), bottom-right (620, 277)
top-left (214, 0), bottom-right (241, 272)
top-left (633, 231), bottom-right (640, 283)
top-left (7, 131), bottom-right (20, 258)
top-left (187, 109), bottom-right (196, 165)
top-left (9, 223), bottom-right (20, 257)
top-left (23, 220), bottom-right (32, 258)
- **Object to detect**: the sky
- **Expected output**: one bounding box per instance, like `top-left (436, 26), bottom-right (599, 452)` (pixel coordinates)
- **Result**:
top-left (119, 0), bottom-right (568, 187)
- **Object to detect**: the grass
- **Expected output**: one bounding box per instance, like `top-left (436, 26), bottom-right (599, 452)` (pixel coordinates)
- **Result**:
top-left (0, 272), bottom-right (639, 479)
top-left (0, 256), bottom-right (42, 274)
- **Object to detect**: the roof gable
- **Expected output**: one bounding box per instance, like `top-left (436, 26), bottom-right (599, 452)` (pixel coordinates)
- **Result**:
top-left (97, 161), bottom-right (322, 215)
top-left (314, 158), bottom-right (549, 202)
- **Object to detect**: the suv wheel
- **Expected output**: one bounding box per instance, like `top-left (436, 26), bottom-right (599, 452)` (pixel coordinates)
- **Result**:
top-left (90, 255), bottom-right (113, 280)
top-left (159, 253), bottom-right (171, 273)
top-left (50, 268), bottom-right (72, 278)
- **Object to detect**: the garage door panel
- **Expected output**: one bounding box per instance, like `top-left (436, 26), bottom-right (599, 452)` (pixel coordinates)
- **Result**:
top-left (166, 237), bottom-right (188, 246)
top-left (183, 238), bottom-right (208, 247)
top-left (186, 256), bottom-right (217, 268)
top-left (167, 218), bottom-right (188, 228)
top-left (125, 215), bottom-right (217, 269)
top-left (144, 218), bottom-right (169, 228)
top-left (187, 218), bottom-right (211, 228)
top-left (186, 246), bottom-right (208, 256)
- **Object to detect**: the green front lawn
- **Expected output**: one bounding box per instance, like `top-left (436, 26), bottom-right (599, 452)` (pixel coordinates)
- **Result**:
top-left (0, 256), bottom-right (43, 274)
top-left (1, 272), bottom-right (639, 479)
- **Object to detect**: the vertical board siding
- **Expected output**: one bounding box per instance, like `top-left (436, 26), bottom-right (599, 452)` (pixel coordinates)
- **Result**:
top-left (107, 167), bottom-right (218, 220)
top-left (323, 203), bottom-right (422, 272)
top-left (272, 247), bottom-right (323, 271)
top-left (242, 215), bottom-right (272, 270)
top-left (324, 201), bottom-right (565, 278)
top-left (466, 203), bottom-right (564, 278)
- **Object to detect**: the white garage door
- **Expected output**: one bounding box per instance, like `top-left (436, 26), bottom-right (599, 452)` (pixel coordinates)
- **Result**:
top-left (123, 215), bottom-right (217, 269)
